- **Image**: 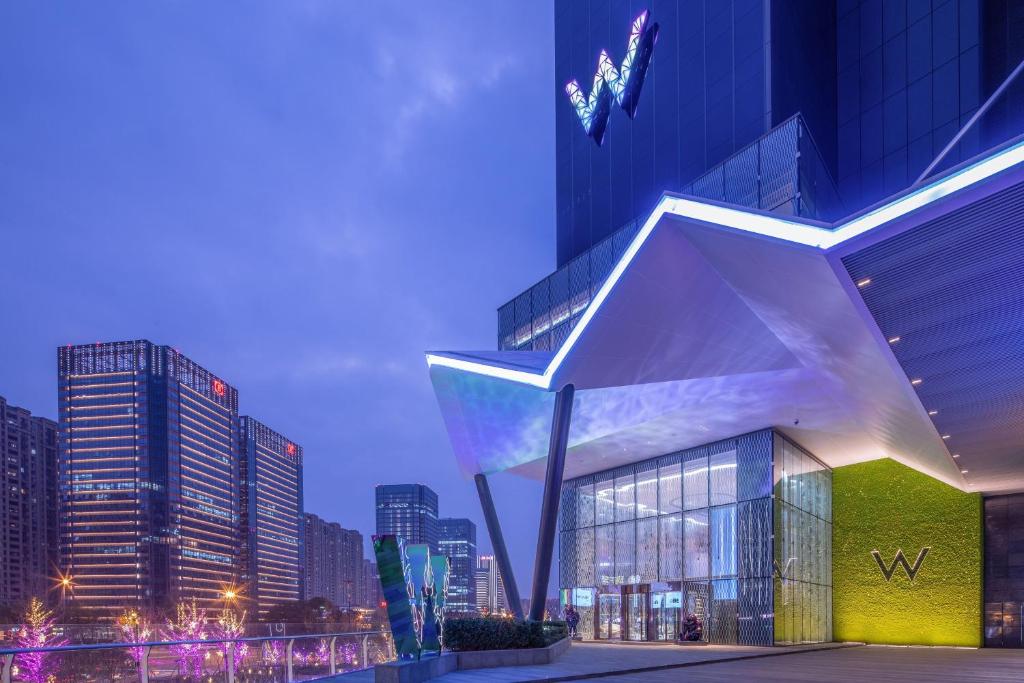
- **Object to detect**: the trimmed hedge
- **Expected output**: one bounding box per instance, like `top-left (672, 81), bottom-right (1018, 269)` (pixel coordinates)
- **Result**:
top-left (443, 618), bottom-right (568, 652)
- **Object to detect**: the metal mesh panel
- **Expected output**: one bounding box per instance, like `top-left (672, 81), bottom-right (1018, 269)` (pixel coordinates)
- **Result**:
top-left (709, 579), bottom-right (738, 644)
top-left (614, 467), bottom-right (636, 522)
top-left (560, 481), bottom-right (578, 532)
top-left (513, 291), bottom-right (533, 348)
top-left (635, 460), bottom-right (658, 518)
top-left (738, 578), bottom-right (773, 646)
top-left (724, 144), bottom-right (759, 207)
top-left (596, 524), bottom-right (614, 585)
top-left (738, 498), bottom-right (772, 579)
top-left (531, 279), bottom-right (551, 339)
top-left (659, 514), bottom-right (682, 581)
top-left (559, 530), bottom-right (576, 588)
top-left (614, 521), bottom-right (635, 581)
top-left (689, 166), bottom-right (725, 202)
top-left (568, 253), bottom-right (591, 316)
top-left (760, 117), bottom-right (799, 210)
top-left (737, 430), bottom-right (773, 501)
top-left (576, 527), bottom-right (595, 587)
top-left (636, 518), bottom-right (658, 582)
top-left (589, 238), bottom-right (616, 293)
top-left (497, 301), bottom-right (516, 350)
top-left (548, 267), bottom-right (570, 329)
top-left (550, 320), bottom-right (573, 350)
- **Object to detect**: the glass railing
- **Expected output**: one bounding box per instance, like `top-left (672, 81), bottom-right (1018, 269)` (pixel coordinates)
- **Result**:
top-left (0, 630), bottom-right (392, 682)
top-left (497, 114), bottom-right (844, 352)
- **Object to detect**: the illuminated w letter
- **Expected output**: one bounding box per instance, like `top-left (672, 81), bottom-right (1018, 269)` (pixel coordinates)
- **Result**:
top-left (871, 547), bottom-right (930, 582)
top-left (565, 10), bottom-right (659, 146)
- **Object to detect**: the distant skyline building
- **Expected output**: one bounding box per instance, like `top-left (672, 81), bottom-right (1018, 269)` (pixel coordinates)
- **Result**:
top-left (374, 484), bottom-right (439, 552)
top-left (239, 416), bottom-right (304, 619)
top-left (0, 396), bottom-right (58, 608)
top-left (302, 512), bottom-right (364, 609)
top-left (361, 559), bottom-right (382, 609)
top-left (475, 554), bottom-right (507, 614)
top-left (438, 517), bottom-right (477, 614)
top-left (58, 340), bottom-right (241, 618)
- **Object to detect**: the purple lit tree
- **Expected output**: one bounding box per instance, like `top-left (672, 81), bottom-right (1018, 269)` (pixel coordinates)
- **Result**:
top-left (212, 608), bottom-right (248, 675)
top-left (14, 597), bottom-right (67, 683)
top-left (116, 608), bottom-right (154, 671)
top-left (163, 600), bottom-right (208, 679)
top-left (261, 639), bottom-right (284, 665)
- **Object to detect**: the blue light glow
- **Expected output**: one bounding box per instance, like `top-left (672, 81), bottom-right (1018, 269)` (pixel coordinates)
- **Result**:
top-left (426, 138), bottom-right (1024, 389)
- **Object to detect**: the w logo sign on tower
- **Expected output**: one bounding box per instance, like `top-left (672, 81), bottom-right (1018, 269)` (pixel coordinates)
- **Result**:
top-left (565, 10), bottom-right (659, 146)
top-left (871, 547), bottom-right (930, 582)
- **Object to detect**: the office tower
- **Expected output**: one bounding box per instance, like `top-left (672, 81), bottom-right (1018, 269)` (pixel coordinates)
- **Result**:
top-left (239, 417), bottom-right (303, 620)
top-left (438, 518), bottom-right (477, 614)
top-left (0, 397), bottom-right (58, 608)
top-left (474, 555), bottom-right (507, 614)
top-left (361, 559), bottom-right (382, 609)
top-left (374, 484), bottom-right (439, 551)
top-left (58, 340), bottom-right (240, 618)
top-left (302, 512), bottom-right (363, 609)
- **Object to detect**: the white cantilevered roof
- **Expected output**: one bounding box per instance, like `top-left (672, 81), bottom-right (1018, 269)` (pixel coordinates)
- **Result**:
top-left (427, 138), bottom-right (1024, 493)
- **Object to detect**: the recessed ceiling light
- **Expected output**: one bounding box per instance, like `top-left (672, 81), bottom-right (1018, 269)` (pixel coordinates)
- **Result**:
top-left (928, 410), bottom-right (938, 416)
top-left (857, 277), bottom-right (872, 288)
top-left (942, 434), bottom-right (951, 440)
top-left (961, 469), bottom-right (969, 474)
top-left (952, 454), bottom-right (960, 458)
top-left (888, 336), bottom-right (901, 344)
top-left (911, 378), bottom-right (923, 386)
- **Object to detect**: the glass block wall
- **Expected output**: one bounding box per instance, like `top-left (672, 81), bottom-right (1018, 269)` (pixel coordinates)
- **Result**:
top-left (773, 433), bottom-right (833, 644)
top-left (499, 115), bottom-right (842, 352)
top-left (559, 429), bottom-right (831, 645)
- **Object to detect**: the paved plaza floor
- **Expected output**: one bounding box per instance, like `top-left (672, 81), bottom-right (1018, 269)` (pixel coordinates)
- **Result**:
top-left (334, 641), bottom-right (1024, 682)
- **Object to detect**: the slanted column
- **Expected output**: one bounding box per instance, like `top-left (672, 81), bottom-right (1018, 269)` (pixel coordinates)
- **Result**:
top-left (529, 384), bottom-right (575, 621)
top-left (474, 472), bottom-right (524, 620)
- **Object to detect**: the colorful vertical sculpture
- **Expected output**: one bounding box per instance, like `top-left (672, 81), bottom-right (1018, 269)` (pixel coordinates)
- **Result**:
top-left (430, 554), bottom-right (451, 650)
top-left (373, 536), bottom-right (451, 659)
top-left (372, 535), bottom-right (420, 659)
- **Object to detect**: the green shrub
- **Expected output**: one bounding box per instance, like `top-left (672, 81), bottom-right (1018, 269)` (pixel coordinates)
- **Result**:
top-left (443, 617), bottom-right (568, 652)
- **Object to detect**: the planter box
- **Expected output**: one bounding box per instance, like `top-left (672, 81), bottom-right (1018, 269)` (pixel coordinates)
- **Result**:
top-left (374, 653), bottom-right (457, 683)
top-left (456, 636), bottom-right (570, 670)
top-left (373, 638), bottom-right (570, 683)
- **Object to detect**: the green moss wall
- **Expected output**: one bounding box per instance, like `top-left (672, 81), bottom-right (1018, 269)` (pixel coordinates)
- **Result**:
top-left (832, 458), bottom-right (982, 646)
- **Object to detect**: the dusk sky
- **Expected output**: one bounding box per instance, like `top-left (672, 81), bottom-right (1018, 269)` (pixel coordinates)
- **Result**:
top-left (1, 3), bottom-right (556, 592)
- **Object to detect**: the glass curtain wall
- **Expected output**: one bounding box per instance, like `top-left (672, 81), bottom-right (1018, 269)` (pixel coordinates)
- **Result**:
top-left (773, 433), bottom-right (833, 644)
top-left (560, 430), bottom-right (790, 645)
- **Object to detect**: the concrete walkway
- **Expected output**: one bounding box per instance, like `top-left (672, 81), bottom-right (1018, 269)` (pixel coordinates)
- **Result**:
top-left (326, 641), bottom-right (1024, 682)
top-left (419, 641), bottom-right (853, 682)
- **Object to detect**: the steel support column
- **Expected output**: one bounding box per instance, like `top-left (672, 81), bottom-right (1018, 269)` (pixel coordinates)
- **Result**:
top-left (474, 472), bottom-right (524, 620)
top-left (529, 384), bottom-right (575, 621)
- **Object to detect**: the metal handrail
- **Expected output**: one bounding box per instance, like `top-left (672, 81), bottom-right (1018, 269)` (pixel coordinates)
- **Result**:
top-left (0, 629), bottom-right (392, 683)
top-left (0, 629), bottom-right (387, 655)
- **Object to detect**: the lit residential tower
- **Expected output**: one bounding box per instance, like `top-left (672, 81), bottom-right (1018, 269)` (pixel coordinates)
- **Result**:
top-left (58, 340), bottom-right (240, 618)
top-left (239, 417), bottom-right (304, 619)
top-left (0, 396), bottom-right (58, 608)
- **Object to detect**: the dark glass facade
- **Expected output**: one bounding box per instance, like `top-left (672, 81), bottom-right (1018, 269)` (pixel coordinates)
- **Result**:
top-left (374, 483), bottom-right (439, 552)
top-left (239, 417), bottom-right (304, 619)
top-left (0, 397), bottom-right (58, 608)
top-left (58, 340), bottom-right (240, 618)
top-left (555, 0), bottom-right (836, 267)
top-left (438, 517), bottom-right (478, 614)
top-left (558, 429), bottom-right (831, 644)
top-left (984, 493), bottom-right (1024, 647)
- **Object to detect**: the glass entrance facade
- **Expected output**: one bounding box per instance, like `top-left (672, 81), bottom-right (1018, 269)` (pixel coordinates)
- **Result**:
top-left (559, 429), bottom-right (832, 645)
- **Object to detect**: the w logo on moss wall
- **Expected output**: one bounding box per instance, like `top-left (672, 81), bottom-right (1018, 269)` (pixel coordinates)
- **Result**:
top-left (871, 547), bottom-right (930, 582)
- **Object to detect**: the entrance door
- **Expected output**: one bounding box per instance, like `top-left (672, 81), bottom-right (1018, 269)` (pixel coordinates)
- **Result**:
top-left (598, 593), bottom-right (621, 639)
top-left (652, 590), bottom-right (681, 641)
top-left (623, 586), bottom-right (648, 641)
